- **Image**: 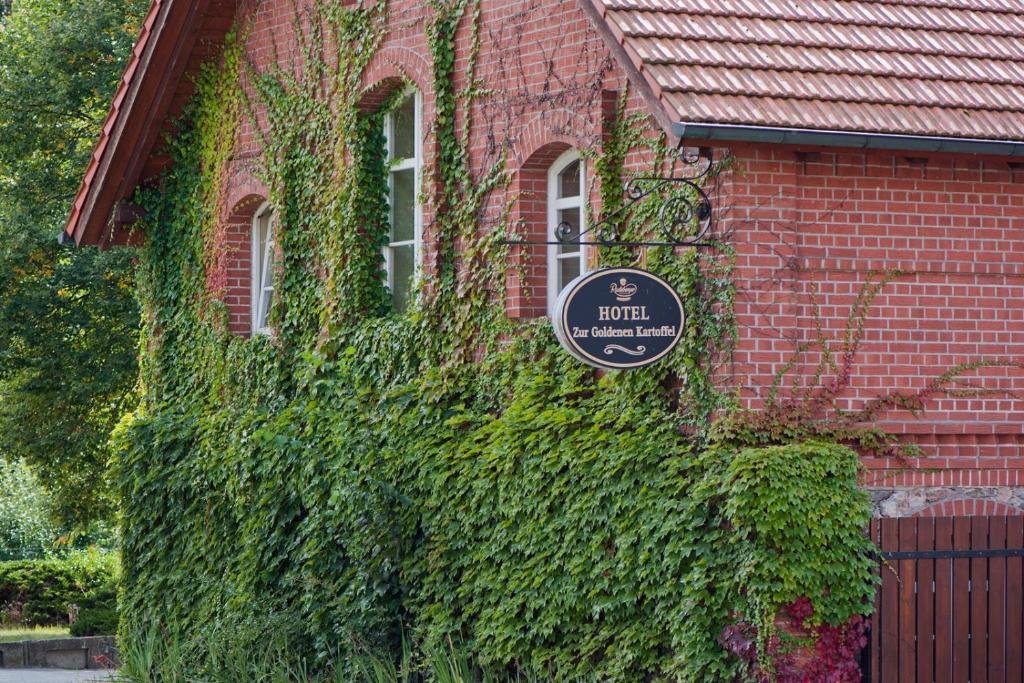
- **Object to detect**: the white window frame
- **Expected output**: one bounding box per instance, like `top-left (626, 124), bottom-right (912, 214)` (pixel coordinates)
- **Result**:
top-left (547, 149), bottom-right (588, 315)
top-left (384, 89), bottom-right (423, 311)
top-left (251, 202), bottom-right (276, 335)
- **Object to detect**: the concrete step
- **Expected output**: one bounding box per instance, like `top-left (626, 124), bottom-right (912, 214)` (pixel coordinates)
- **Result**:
top-left (0, 637), bottom-right (116, 670)
top-left (0, 669), bottom-right (114, 682)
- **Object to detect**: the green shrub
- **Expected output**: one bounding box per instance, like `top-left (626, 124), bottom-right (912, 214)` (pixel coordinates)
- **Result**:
top-left (70, 579), bottom-right (119, 636)
top-left (117, 612), bottom-right (312, 683)
top-left (0, 460), bottom-right (115, 562)
top-left (70, 606), bottom-right (118, 637)
top-left (117, 353), bottom-right (877, 680)
top-left (0, 549), bottom-right (118, 626)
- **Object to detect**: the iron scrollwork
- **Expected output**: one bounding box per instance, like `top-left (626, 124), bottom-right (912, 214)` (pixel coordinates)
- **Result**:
top-left (503, 145), bottom-right (716, 249)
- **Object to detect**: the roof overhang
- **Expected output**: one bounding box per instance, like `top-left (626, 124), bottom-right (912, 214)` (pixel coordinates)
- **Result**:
top-left (676, 122), bottom-right (1024, 159)
top-left (63, 0), bottom-right (219, 248)
top-left (584, 0), bottom-right (1024, 157)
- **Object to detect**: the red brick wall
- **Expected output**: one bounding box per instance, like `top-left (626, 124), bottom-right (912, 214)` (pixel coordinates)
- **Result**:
top-left (221, 193), bottom-right (267, 335)
top-left (721, 145), bottom-right (1024, 485)
top-left (194, 0), bottom-right (1024, 489)
top-left (507, 142), bottom-right (569, 319)
top-left (213, 0), bottom-right (626, 320)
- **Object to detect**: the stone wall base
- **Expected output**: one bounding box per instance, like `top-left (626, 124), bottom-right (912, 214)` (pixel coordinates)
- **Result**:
top-left (869, 487), bottom-right (1024, 518)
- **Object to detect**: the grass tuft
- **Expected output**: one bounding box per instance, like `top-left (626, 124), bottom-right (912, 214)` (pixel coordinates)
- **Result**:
top-left (0, 624), bottom-right (71, 642)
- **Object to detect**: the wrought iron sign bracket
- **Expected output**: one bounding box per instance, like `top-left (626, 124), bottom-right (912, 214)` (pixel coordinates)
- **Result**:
top-left (500, 145), bottom-right (717, 249)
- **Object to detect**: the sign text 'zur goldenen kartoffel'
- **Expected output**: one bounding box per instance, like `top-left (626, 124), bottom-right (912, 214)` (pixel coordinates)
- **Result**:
top-left (553, 267), bottom-right (685, 370)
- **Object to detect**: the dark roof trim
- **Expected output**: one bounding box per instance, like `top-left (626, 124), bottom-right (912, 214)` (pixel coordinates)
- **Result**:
top-left (675, 122), bottom-right (1024, 158)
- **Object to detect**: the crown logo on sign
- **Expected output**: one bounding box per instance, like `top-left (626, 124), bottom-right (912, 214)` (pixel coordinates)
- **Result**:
top-left (610, 277), bottom-right (638, 302)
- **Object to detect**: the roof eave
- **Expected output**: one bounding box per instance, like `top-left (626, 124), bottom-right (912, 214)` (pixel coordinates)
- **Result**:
top-left (64, 0), bottom-right (214, 248)
top-left (578, 0), bottom-right (679, 141)
top-left (675, 122), bottom-right (1024, 158)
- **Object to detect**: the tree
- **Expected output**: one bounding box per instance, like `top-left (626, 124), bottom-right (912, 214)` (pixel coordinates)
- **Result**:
top-left (0, 458), bottom-right (58, 560)
top-left (0, 0), bottom-right (146, 525)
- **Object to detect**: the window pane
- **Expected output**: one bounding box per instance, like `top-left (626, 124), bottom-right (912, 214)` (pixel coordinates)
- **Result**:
top-left (390, 243), bottom-right (415, 312)
top-left (559, 255), bottom-right (581, 291)
top-left (255, 210), bottom-right (275, 331)
top-left (258, 212), bottom-right (271, 253)
top-left (256, 215), bottom-right (272, 268)
top-left (391, 168), bottom-right (415, 243)
top-left (260, 245), bottom-right (274, 294)
top-left (392, 94), bottom-right (416, 161)
top-left (258, 287), bottom-right (273, 329)
top-left (558, 160), bottom-right (580, 199)
top-left (557, 207), bottom-right (581, 254)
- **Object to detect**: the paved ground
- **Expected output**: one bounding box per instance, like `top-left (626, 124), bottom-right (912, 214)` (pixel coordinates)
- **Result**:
top-left (0, 670), bottom-right (116, 682)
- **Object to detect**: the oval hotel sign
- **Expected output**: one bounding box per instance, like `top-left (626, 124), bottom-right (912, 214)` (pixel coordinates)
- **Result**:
top-left (553, 267), bottom-right (685, 370)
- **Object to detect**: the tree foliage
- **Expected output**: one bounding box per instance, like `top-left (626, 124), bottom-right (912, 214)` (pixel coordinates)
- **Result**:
top-left (0, 0), bottom-right (146, 524)
top-left (0, 458), bottom-right (57, 560)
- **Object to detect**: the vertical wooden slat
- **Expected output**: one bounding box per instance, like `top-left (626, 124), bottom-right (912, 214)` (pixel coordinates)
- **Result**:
top-left (898, 517), bottom-right (917, 683)
top-left (872, 515), bottom-right (1022, 683)
top-left (871, 518), bottom-right (881, 683)
top-left (971, 516), bottom-right (990, 683)
top-left (952, 517), bottom-right (972, 682)
top-left (934, 517), bottom-right (954, 683)
top-left (916, 518), bottom-right (935, 683)
top-left (1007, 516), bottom-right (1024, 683)
top-left (881, 518), bottom-right (900, 680)
top-left (988, 516), bottom-right (1007, 683)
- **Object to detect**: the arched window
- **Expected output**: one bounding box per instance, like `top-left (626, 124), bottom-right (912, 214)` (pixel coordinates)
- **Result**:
top-left (384, 90), bottom-right (422, 313)
top-left (251, 202), bottom-right (276, 334)
top-left (547, 150), bottom-right (587, 313)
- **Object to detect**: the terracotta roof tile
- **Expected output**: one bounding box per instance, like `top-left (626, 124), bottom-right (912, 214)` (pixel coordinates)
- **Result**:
top-left (593, 0), bottom-right (1024, 140)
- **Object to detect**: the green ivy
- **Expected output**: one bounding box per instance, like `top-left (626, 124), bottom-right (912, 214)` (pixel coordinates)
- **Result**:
top-left (114, 1), bottom-right (874, 680)
top-left (673, 440), bottom-right (877, 679)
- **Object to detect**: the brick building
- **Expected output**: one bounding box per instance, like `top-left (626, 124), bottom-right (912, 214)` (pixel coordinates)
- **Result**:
top-left (63, 0), bottom-right (1024, 676)
top-left (66, 0), bottom-right (1024, 516)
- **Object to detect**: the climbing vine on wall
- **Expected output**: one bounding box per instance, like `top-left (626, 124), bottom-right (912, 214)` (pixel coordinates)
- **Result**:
top-left (116, 0), bottom-right (876, 680)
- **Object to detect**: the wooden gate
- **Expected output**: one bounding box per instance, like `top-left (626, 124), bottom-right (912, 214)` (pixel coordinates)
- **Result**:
top-left (869, 516), bottom-right (1024, 682)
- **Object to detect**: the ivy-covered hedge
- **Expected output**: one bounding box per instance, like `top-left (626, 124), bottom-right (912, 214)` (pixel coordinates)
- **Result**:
top-left (114, 0), bottom-right (877, 680)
